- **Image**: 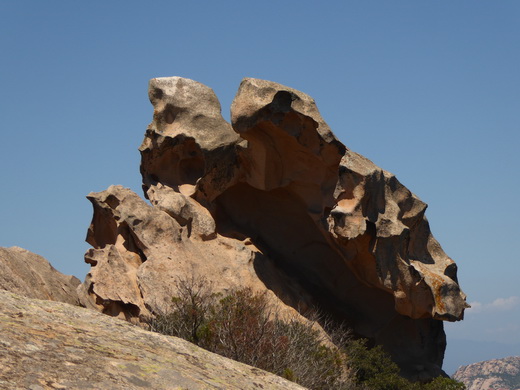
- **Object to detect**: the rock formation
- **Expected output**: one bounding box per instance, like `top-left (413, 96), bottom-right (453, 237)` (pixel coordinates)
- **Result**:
top-left (0, 246), bottom-right (80, 305)
top-left (78, 77), bottom-right (468, 380)
top-left (0, 290), bottom-right (304, 390)
top-left (453, 356), bottom-right (520, 390)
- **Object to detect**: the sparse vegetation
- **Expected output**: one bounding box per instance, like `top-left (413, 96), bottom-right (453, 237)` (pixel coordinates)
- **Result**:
top-left (148, 275), bottom-right (466, 390)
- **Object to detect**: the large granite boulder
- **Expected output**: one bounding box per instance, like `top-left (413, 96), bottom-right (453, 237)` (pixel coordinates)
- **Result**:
top-left (78, 77), bottom-right (468, 380)
top-left (0, 246), bottom-right (80, 305)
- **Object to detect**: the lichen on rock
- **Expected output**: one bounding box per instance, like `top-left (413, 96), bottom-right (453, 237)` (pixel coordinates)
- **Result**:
top-left (0, 290), bottom-right (304, 390)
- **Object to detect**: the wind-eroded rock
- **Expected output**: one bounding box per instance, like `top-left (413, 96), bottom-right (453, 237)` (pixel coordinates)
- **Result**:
top-left (0, 290), bottom-right (304, 390)
top-left (0, 246), bottom-right (80, 305)
top-left (78, 76), bottom-right (468, 380)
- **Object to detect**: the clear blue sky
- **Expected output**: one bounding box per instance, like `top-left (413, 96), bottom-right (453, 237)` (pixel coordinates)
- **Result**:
top-left (1, 1), bottom-right (519, 375)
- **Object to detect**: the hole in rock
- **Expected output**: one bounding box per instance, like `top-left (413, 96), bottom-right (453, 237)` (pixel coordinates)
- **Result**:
top-left (151, 87), bottom-right (163, 100)
top-left (270, 90), bottom-right (294, 112)
top-left (105, 195), bottom-right (120, 209)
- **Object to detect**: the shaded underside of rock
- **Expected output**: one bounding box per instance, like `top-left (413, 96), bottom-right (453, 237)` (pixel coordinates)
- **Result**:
top-left (0, 290), bottom-right (304, 390)
top-left (78, 76), bottom-right (468, 381)
top-left (0, 246), bottom-right (80, 305)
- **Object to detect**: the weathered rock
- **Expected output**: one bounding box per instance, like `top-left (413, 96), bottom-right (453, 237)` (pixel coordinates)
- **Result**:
top-left (0, 290), bottom-right (304, 390)
top-left (330, 149), bottom-right (466, 321)
top-left (78, 184), bottom-right (289, 323)
top-left (79, 76), bottom-right (468, 380)
top-left (140, 77), bottom-right (242, 200)
top-left (0, 246), bottom-right (80, 305)
top-left (453, 356), bottom-right (520, 390)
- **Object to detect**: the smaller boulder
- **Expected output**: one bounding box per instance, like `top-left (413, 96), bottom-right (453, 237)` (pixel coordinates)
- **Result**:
top-left (0, 246), bottom-right (80, 305)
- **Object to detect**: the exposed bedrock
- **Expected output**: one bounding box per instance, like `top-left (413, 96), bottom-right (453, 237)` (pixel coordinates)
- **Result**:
top-left (0, 246), bottom-right (80, 305)
top-left (79, 76), bottom-right (468, 381)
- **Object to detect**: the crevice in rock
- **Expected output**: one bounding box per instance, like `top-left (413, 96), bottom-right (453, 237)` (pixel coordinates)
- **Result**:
top-left (118, 222), bottom-right (147, 263)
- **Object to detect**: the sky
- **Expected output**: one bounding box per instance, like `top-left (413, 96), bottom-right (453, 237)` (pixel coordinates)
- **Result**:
top-left (1, 1), bottom-right (519, 375)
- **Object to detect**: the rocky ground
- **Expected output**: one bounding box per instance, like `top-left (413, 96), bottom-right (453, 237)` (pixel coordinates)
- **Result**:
top-left (0, 289), bottom-right (304, 390)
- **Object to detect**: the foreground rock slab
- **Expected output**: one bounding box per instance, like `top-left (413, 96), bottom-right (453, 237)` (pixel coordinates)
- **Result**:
top-left (0, 247), bottom-right (80, 305)
top-left (0, 290), bottom-right (304, 390)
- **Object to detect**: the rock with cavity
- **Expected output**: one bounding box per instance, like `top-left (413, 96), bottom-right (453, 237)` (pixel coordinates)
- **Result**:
top-left (78, 76), bottom-right (468, 381)
top-left (0, 246), bottom-right (80, 305)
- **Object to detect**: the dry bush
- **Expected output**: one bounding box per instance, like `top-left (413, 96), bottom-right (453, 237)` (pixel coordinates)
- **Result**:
top-left (148, 276), bottom-right (352, 389)
top-left (148, 275), bottom-right (465, 390)
top-left (148, 274), bottom-right (217, 346)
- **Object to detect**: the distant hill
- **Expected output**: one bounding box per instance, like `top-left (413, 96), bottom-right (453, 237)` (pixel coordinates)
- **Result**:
top-left (453, 356), bottom-right (520, 390)
top-left (444, 339), bottom-right (520, 375)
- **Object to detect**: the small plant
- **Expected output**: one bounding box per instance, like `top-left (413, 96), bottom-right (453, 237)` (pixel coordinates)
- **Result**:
top-left (149, 274), bottom-right (217, 346)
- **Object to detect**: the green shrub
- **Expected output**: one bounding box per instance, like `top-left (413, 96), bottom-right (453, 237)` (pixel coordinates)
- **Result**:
top-left (343, 339), bottom-right (466, 390)
top-left (422, 377), bottom-right (466, 390)
top-left (345, 339), bottom-right (399, 382)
